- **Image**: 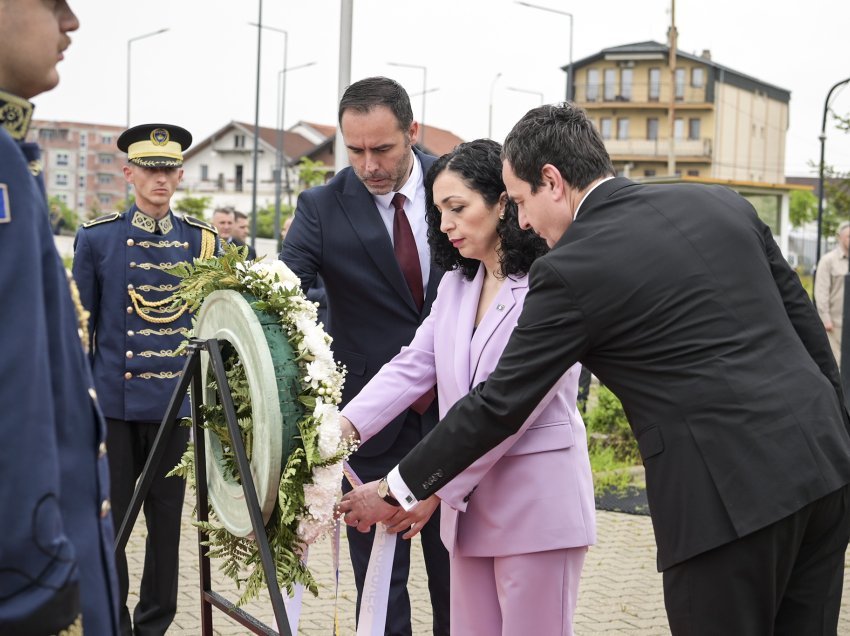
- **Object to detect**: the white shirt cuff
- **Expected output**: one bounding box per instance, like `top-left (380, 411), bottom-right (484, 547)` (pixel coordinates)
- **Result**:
top-left (387, 466), bottom-right (418, 511)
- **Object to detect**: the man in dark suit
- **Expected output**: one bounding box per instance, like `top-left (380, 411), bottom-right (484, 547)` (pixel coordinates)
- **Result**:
top-left (341, 103), bottom-right (850, 634)
top-left (282, 76), bottom-right (449, 634)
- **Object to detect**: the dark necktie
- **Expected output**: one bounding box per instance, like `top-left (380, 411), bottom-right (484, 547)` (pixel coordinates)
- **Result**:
top-left (391, 192), bottom-right (435, 415)
top-left (391, 193), bottom-right (424, 311)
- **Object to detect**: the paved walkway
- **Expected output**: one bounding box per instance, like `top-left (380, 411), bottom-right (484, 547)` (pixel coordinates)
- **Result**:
top-left (125, 494), bottom-right (850, 635)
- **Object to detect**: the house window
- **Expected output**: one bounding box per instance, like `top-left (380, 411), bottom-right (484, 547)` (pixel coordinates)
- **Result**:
top-left (98, 154), bottom-right (113, 164)
top-left (79, 133), bottom-right (87, 148)
top-left (201, 164), bottom-right (209, 181)
top-left (688, 118), bottom-right (701, 140)
top-left (56, 152), bottom-right (69, 166)
top-left (600, 118), bottom-right (613, 140)
top-left (649, 68), bottom-right (661, 101)
top-left (586, 69), bottom-right (599, 101)
top-left (691, 67), bottom-right (704, 88)
top-left (644, 169), bottom-right (656, 177)
top-left (603, 69), bottom-right (616, 101)
top-left (78, 176), bottom-right (86, 189)
top-left (101, 134), bottom-right (113, 145)
top-left (55, 173), bottom-right (68, 186)
top-left (675, 68), bottom-right (686, 100)
top-left (79, 155), bottom-right (86, 168)
top-left (97, 174), bottom-right (113, 185)
top-left (647, 118), bottom-right (659, 140)
top-left (620, 68), bottom-right (633, 101)
top-left (674, 118), bottom-right (685, 139)
top-left (687, 170), bottom-right (700, 177)
top-left (617, 118), bottom-right (629, 140)
top-left (234, 134), bottom-right (246, 149)
top-left (235, 164), bottom-right (244, 192)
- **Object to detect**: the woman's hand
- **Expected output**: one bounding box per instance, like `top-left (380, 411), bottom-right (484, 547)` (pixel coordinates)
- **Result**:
top-left (383, 495), bottom-right (441, 540)
top-left (340, 415), bottom-right (361, 444)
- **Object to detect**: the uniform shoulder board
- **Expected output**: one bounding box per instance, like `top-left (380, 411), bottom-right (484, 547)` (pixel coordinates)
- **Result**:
top-left (82, 212), bottom-right (121, 228)
top-left (184, 215), bottom-right (218, 234)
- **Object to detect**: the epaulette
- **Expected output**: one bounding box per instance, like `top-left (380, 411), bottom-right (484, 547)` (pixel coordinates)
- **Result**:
top-left (82, 212), bottom-right (121, 228)
top-left (184, 215), bottom-right (218, 234)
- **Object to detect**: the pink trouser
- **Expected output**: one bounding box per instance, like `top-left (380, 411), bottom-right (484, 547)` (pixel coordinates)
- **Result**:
top-left (449, 546), bottom-right (587, 635)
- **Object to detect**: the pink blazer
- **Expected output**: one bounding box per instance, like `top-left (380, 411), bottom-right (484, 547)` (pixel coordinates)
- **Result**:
top-left (342, 266), bottom-right (596, 557)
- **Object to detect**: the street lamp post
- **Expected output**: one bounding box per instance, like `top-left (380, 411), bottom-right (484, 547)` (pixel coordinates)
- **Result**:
top-left (516, 2), bottom-right (573, 102)
top-left (488, 72), bottom-right (502, 139)
top-left (126, 27), bottom-right (168, 201)
top-left (507, 86), bottom-right (545, 105)
top-left (388, 62), bottom-right (428, 148)
top-left (816, 76), bottom-right (850, 264)
top-left (248, 0), bottom-right (264, 252)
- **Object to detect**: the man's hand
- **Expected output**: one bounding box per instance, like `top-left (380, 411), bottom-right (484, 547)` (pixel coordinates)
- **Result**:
top-left (825, 319), bottom-right (835, 332)
top-left (338, 480), bottom-right (397, 533)
top-left (384, 495), bottom-right (440, 540)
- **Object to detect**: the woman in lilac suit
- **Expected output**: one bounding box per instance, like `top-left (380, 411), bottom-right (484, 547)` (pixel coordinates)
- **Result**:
top-left (341, 140), bottom-right (596, 634)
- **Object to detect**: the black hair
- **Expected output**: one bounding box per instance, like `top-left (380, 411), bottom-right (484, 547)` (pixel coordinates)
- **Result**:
top-left (338, 76), bottom-right (414, 132)
top-left (425, 139), bottom-right (547, 281)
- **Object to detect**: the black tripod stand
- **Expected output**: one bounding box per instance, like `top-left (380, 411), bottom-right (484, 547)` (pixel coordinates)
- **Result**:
top-left (114, 338), bottom-right (293, 635)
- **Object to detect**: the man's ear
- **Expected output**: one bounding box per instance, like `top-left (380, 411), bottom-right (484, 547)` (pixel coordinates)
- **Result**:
top-left (541, 164), bottom-right (566, 200)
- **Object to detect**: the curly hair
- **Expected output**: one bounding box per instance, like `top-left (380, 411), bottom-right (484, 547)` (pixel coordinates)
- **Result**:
top-left (425, 139), bottom-right (547, 281)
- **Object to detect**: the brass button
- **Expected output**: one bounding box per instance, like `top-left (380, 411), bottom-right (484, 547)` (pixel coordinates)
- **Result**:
top-left (98, 442), bottom-right (107, 458)
top-left (88, 387), bottom-right (97, 400)
top-left (100, 499), bottom-right (111, 518)
top-left (127, 239), bottom-right (135, 247)
top-left (129, 262), bottom-right (136, 268)
top-left (183, 242), bottom-right (189, 249)
top-left (127, 330), bottom-right (135, 337)
top-left (126, 306), bottom-right (133, 314)
top-left (127, 283), bottom-right (134, 291)
top-left (125, 351), bottom-right (134, 359)
top-left (124, 372), bottom-right (132, 380)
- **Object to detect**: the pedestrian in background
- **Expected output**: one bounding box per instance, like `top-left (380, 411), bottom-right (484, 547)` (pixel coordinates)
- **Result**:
top-left (815, 220), bottom-right (850, 366)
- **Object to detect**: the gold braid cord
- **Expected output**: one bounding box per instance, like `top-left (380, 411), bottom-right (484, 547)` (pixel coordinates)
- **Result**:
top-left (66, 270), bottom-right (90, 353)
top-left (138, 370), bottom-right (182, 380)
top-left (54, 615), bottom-right (83, 636)
top-left (127, 228), bottom-right (216, 324)
top-left (136, 327), bottom-right (189, 337)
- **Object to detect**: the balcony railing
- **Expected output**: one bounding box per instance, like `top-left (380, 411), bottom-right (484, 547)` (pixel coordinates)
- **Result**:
top-left (576, 81), bottom-right (709, 105)
top-left (603, 137), bottom-right (712, 158)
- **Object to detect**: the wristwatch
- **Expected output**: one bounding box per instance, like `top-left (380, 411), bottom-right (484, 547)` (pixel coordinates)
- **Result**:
top-left (377, 477), bottom-right (400, 507)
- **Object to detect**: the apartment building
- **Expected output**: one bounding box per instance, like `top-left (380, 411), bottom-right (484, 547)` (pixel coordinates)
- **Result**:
top-left (570, 41), bottom-right (790, 184)
top-left (27, 120), bottom-right (126, 217)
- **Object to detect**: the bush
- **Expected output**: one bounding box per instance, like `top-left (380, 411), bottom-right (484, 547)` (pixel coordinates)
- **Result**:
top-left (585, 385), bottom-right (640, 464)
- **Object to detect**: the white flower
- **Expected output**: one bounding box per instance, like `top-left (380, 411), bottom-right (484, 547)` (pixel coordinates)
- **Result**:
top-left (250, 260), bottom-right (301, 290)
top-left (313, 401), bottom-right (342, 459)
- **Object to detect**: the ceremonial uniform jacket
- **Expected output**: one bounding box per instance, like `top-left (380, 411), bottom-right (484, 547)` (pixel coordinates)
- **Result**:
top-left (73, 206), bottom-right (217, 422)
top-left (0, 98), bottom-right (119, 634)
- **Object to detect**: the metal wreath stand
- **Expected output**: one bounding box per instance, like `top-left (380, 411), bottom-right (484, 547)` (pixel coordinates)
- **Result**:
top-left (115, 290), bottom-right (300, 635)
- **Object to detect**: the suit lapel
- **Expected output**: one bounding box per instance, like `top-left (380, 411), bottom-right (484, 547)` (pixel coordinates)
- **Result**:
top-left (453, 266), bottom-right (483, 397)
top-left (335, 171), bottom-right (419, 312)
top-left (468, 275), bottom-right (525, 386)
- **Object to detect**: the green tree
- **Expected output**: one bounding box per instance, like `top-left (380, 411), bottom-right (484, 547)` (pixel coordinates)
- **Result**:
top-left (173, 194), bottom-right (212, 219)
top-left (254, 203), bottom-right (294, 239)
top-left (47, 195), bottom-right (77, 234)
top-left (789, 189), bottom-right (818, 228)
top-left (296, 158), bottom-right (327, 189)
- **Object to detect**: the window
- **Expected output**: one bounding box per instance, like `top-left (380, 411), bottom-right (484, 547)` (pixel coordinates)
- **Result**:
top-left (234, 134), bottom-right (246, 149)
top-left (649, 68), bottom-right (661, 100)
top-left (600, 118), bottom-right (613, 140)
top-left (603, 69), bottom-right (616, 101)
top-left (586, 69), bottom-right (599, 101)
top-left (675, 68), bottom-right (686, 100)
top-left (98, 154), bottom-right (113, 164)
top-left (78, 176), bottom-right (85, 189)
top-left (98, 194), bottom-right (112, 205)
top-left (56, 193), bottom-right (68, 203)
top-left (101, 134), bottom-right (113, 145)
top-left (687, 170), bottom-right (700, 177)
top-left (620, 68), bottom-right (633, 101)
top-left (644, 169), bottom-right (656, 177)
top-left (691, 67), bottom-right (704, 88)
top-left (79, 133), bottom-right (87, 148)
top-left (97, 174), bottom-right (113, 185)
top-left (617, 118), bottom-right (629, 140)
top-left (674, 118), bottom-right (685, 139)
top-left (688, 118), bottom-right (701, 140)
top-left (56, 152), bottom-right (69, 166)
top-left (201, 164), bottom-right (209, 181)
top-left (79, 155), bottom-right (86, 168)
top-left (55, 173), bottom-right (68, 186)
top-left (647, 118), bottom-right (659, 140)
top-left (235, 164), bottom-right (244, 192)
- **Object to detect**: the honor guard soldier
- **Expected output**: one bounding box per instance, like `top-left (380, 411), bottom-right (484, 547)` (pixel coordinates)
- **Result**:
top-left (73, 123), bottom-right (218, 636)
top-left (0, 1), bottom-right (120, 634)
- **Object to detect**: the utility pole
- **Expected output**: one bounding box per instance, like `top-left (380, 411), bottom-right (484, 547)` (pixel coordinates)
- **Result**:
top-left (667, 0), bottom-right (678, 177)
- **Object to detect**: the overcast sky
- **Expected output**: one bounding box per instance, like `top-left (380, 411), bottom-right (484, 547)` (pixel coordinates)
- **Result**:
top-left (32, 0), bottom-right (850, 178)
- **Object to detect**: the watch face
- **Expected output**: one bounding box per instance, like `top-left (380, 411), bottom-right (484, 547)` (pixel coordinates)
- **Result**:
top-left (378, 478), bottom-right (389, 498)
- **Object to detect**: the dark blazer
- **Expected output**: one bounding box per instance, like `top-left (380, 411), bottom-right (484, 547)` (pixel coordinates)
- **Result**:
top-left (399, 177), bottom-right (850, 570)
top-left (281, 148), bottom-right (442, 467)
top-left (0, 127), bottom-right (119, 633)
